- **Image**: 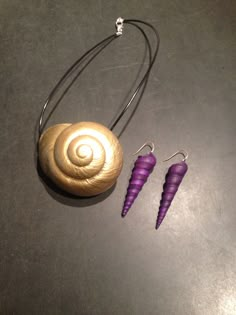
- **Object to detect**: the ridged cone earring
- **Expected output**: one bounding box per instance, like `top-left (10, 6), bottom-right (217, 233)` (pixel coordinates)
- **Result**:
top-left (156, 150), bottom-right (188, 229)
top-left (122, 142), bottom-right (156, 217)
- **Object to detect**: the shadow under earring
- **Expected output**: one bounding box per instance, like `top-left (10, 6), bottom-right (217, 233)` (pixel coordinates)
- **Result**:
top-left (156, 150), bottom-right (188, 229)
top-left (122, 142), bottom-right (156, 217)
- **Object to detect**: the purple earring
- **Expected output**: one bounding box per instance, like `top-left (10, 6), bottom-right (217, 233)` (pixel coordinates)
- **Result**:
top-left (156, 150), bottom-right (188, 229)
top-left (122, 142), bottom-right (157, 217)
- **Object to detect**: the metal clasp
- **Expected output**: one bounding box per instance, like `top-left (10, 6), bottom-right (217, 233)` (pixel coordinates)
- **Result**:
top-left (116, 17), bottom-right (124, 36)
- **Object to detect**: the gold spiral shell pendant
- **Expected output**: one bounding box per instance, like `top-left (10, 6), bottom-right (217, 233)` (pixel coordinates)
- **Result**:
top-left (39, 122), bottom-right (123, 196)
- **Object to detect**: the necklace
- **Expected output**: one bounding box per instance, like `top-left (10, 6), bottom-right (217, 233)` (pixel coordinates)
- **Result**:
top-left (37, 18), bottom-right (160, 197)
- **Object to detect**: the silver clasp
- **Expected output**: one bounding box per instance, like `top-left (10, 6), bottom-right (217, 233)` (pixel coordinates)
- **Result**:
top-left (116, 17), bottom-right (124, 36)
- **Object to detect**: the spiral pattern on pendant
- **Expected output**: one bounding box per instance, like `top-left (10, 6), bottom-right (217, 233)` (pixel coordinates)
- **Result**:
top-left (39, 122), bottom-right (123, 196)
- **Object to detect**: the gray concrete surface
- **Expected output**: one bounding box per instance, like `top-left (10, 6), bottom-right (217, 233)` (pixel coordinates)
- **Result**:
top-left (0, 1), bottom-right (236, 314)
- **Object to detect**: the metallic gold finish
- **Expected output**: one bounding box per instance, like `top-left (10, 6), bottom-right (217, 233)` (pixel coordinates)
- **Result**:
top-left (39, 122), bottom-right (123, 196)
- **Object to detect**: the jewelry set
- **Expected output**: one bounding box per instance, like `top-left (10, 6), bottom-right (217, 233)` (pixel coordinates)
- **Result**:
top-left (37, 18), bottom-right (189, 229)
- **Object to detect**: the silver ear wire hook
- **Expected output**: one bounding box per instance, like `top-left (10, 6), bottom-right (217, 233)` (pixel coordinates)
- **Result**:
top-left (133, 142), bottom-right (155, 155)
top-left (163, 150), bottom-right (188, 162)
top-left (116, 17), bottom-right (124, 36)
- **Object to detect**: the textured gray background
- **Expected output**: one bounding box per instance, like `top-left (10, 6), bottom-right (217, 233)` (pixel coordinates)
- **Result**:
top-left (0, 1), bottom-right (236, 314)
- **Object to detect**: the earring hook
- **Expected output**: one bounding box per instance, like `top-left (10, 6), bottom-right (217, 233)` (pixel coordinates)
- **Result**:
top-left (133, 142), bottom-right (155, 156)
top-left (163, 149), bottom-right (188, 162)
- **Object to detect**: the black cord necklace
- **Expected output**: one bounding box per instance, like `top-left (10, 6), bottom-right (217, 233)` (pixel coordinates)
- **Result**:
top-left (39, 18), bottom-right (160, 136)
top-left (37, 18), bottom-right (160, 197)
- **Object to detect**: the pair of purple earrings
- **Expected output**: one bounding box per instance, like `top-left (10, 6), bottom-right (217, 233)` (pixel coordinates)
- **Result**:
top-left (121, 142), bottom-right (188, 229)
